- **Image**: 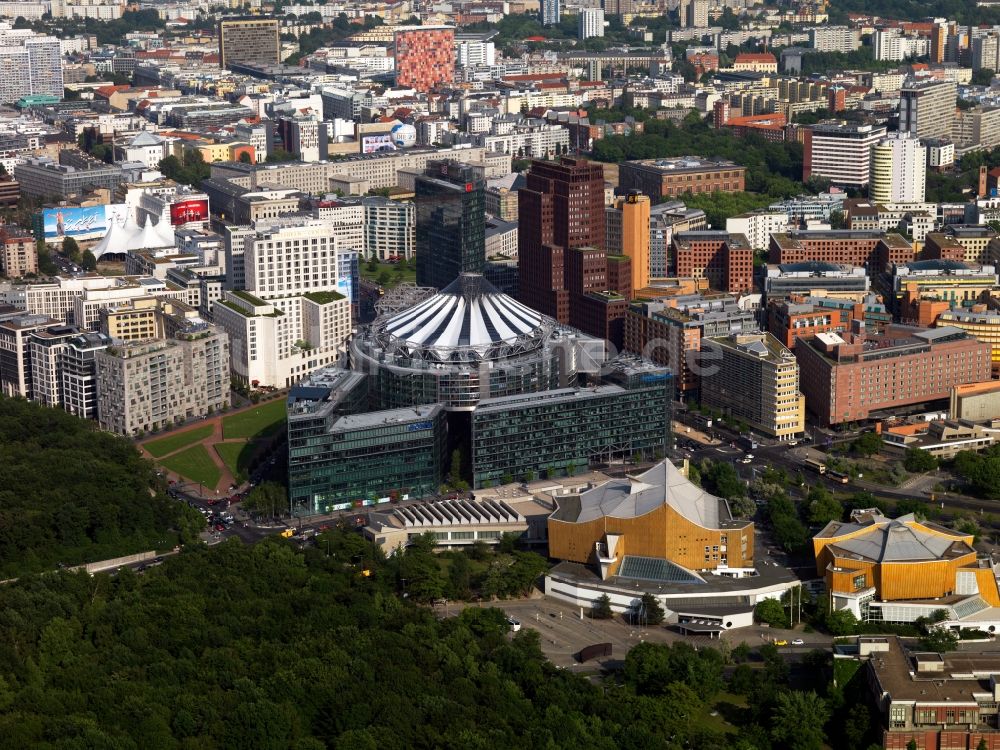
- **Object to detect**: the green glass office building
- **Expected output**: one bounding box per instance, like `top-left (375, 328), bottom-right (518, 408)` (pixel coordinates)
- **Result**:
top-left (287, 369), bottom-right (447, 515)
top-left (470, 358), bottom-right (672, 487)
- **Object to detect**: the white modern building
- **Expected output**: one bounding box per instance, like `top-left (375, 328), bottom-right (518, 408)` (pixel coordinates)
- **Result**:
top-left (726, 211), bottom-right (790, 252)
top-left (869, 132), bottom-right (927, 204)
top-left (805, 121), bottom-right (887, 189)
top-left (213, 220), bottom-right (354, 388)
top-left (808, 26), bottom-right (861, 52)
top-left (579, 8), bottom-right (605, 40)
top-left (0, 29), bottom-right (63, 104)
top-left (363, 195), bottom-right (414, 260)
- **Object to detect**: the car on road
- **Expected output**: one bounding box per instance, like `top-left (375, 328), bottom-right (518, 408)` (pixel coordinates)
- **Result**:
top-left (791, 638), bottom-right (804, 646)
top-left (774, 639), bottom-right (788, 646)
top-left (507, 616), bottom-right (522, 632)
top-left (214, 523), bottom-right (226, 532)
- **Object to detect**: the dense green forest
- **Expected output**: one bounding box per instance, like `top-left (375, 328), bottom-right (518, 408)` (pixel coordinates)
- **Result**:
top-left (0, 530), bottom-right (879, 749)
top-left (592, 112), bottom-right (807, 201)
top-left (0, 398), bottom-right (202, 577)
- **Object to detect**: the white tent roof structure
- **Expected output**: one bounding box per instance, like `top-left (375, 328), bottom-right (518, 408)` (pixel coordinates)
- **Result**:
top-left (91, 216), bottom-right (174, 259)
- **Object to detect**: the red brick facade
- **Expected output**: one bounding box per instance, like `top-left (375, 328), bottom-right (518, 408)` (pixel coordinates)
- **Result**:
top-left (673, 232), bottom-right (754, 293)
top-left (394, 27), bottom-right (455, 93)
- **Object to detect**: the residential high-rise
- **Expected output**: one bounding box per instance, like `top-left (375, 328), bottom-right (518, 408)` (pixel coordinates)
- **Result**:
top-left (0, 33), bottom-right (62, 104)
top-left (95, 322), bottom-right (230, 437)
top-left (899, 79), bottom-right (957, 141)
top-left (803, 121), bottom-right (887, 189)
top-left (931, 20), bottom-right (947, 63)
top-left (415, 161), bottom-right (486, 290)
top-left (679, 0), bottom-right (708, 27)
top-left (701, 332), bottom-right (805, 441)
top-left (218, 17), bottom-right (280, 69)
top-left (394, 26), bottom-right (455, 93)
top-left (363, 196), bottom-right (415, 261)
top-left (539, 0), bottom-right (560, 26)
top-left (518, 157), bottom-right (606, 323)
top-left (606, 191), bottom-right (651, 294)
top-left (869, 132), bottom-right (927, 204)
top-left (578, 8), bottom-right (604, 39)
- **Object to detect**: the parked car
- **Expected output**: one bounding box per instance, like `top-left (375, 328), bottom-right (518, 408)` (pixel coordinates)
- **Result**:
top-left (774, 639), bottom-right (788, 646)
top-left (507, 616), bottom-right (522, 632)
top-left (791, 638), bottom-right (804, 646)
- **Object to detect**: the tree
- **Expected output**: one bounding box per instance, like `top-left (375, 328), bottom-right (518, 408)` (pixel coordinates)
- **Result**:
top-left (977, 738), bottom-right (989, 750)
top-left (829, 209), bottom-right (848, 229)
top-left (447, 551), bottom-right (471, 599)
top-left (851, 432), bottom-right (883, 457)
top-left (907, 740), bottom-right (918, 750)
top-left (703, 460), bottom-right (745, 499)
top-left (81, 249), bottom-right (97, 271)
top-left (824, 608), bottom-right (858, 636)
top-left (61, 236), bottom-right (80, 260)
top-left (636, 592), bottom-right (664, 626)
top-left (448, 448), bottom-right (462, 488)
top-left (771, 690), bottom-right (830, 750)
top-left (919, 627), bottom-right (959, 653)
top-left (904, 448), bottom-right (938, 472)
top-left (754, 598), bottom-right (789, 628)
top-left (729, 495), bottom-right (757, 519)
top-left (973, 68), bottom-right (995, 86)
top-left (238, 151), bottom-right (252, 163)
top-left (592, 594), bottom-right (613, 619)
top-left (243, 481), bottom-right (287, 518)
top-left (807, 484), bottom-right (842, 525)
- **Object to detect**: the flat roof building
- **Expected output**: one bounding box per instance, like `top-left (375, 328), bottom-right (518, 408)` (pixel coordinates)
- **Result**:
top-left (763, 261), bottom-right (870, 301)
top-left (701, 332), bottom-right (805, 440)
top-left (795, 324), bottom-right (993, 425)
top-left (618, 157), bottom-right (746, 202)
top-left (218, 17), bottom-right (280, 70)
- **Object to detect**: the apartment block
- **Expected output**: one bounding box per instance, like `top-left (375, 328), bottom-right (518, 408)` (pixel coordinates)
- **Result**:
top-left (0, 312), bottom-right (54, 398)
top-left (218, 17), bottom-right (279, 69)
top-left (803, 121), bottom-right (887, 189)
top-left (795, 325), bottom-right (992, 425)
top-left (725, 211), bottom-right (789, 252)
top-left (701, 332), bottom-right (805, 440)
top-left (768, 230), bottom-right (914, 271)
top-left (899, 79), bottom-right (958, 140)
top-left (96, 322), bottom-right (230, 436)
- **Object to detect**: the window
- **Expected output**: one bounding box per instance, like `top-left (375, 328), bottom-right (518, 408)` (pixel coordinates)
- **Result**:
top-left (853, 574), bottom-right (866, 591)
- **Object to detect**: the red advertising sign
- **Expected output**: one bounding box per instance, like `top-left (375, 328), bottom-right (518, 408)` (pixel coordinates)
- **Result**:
top-left (169, 198), bottom-right (209, 225)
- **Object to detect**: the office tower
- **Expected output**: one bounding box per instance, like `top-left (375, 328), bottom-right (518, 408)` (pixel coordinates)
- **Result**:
top-left (394, 26), bottom-right (455, 93)
top-left (218, 17), bottom-right (280, 69)
top-left (899, 79), bottom-right (957, 140)
top-left (931, 20), bottom-right (947, 63)
top-left (415, 161), bottom-right (486, 290)
top-left (606, 191), bottom-right (651, 295)
top-left (579, 8), bottom-right (604, 39)
top-left (702, 332), bottom-right (805, 441)
top-left (803, 122), bottom-right (887, 189)
top-left (518, 157), bottom-right (606, 323)
top-left (540, 0), bottom-right (560, 26)
top-left (869, 132), bottom-right (927, 204)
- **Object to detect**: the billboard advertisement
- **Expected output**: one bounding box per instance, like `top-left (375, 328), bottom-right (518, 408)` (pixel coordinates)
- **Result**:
top-left (42, 205), bottom-right (108, 240)
top-left (169, 198), bottom-right (209, 226)
top-left (361, 133), bottom-right (396, 154)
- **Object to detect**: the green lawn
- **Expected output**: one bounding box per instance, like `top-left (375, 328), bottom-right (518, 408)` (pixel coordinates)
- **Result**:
top-left (215, 441), bottom-right (255, 482)
top-left (222, 400), bottom-right (287, 440)
top-left (160, 444), bottom-right (222, 488)
top-left (143, 424), bottom-right (215, 458)
top-left (360, 260), bottom-right (416, 288)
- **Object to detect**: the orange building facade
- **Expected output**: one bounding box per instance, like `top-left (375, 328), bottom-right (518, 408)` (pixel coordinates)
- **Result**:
top-left (547, 460), bottom-right (754, 578)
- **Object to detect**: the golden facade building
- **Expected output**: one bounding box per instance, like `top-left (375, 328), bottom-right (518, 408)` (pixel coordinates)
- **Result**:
top-left (548, 459), bottom-right (754, 579)
top-left (813, 510), bottom-right (1000, 623)
top-left (606, 191), bottom-right (651, 295)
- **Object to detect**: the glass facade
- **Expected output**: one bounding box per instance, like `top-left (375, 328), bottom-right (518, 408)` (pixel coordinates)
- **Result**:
top-left (288, 403), bottom-right (447, 516)
top-left (470, 366), bottom-right (672, 487)
top-left (415, 162), bottom-right (486, 290)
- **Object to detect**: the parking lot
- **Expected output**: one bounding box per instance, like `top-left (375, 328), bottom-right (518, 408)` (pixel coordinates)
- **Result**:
top-left (450, 596), bottom-right (833, 671)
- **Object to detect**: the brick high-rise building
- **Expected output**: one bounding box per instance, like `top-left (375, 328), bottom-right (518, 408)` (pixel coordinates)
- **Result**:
top-left (518, 157), bottom-right (606, 323)
top-left (672, 231), bottom-right (754, 293)
top-left (394, 26), bottom-right (455, 93)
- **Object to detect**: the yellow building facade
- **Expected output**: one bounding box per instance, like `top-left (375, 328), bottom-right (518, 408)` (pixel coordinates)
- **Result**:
top-left (547, 460), bottom-right (754, 578)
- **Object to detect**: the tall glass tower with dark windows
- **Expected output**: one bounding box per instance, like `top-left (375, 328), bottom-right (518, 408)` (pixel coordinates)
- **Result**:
top-left (415, 161), bottom-right (486, 290)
